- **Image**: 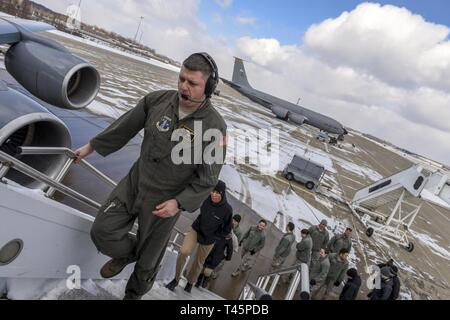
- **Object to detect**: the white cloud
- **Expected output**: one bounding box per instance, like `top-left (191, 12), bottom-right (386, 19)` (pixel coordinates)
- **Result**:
top-left (235, 15), bottom-right (257, 26)
top-left (304, 2), bottom-right (450, 91)
top-left (165, 27), bottom-right (189, 38)
top-left (214, 0), bottom-right (233, 9)
top-left (212, 13), bottom-right (223, 25)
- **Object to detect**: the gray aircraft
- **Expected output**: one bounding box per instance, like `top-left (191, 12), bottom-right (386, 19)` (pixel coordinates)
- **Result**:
top-left (221, 57), bottom-right (348, 139)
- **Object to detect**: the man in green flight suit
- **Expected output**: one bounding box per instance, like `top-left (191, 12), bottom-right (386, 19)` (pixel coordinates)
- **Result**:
top-left (74, 53), bottom-right (227, 300)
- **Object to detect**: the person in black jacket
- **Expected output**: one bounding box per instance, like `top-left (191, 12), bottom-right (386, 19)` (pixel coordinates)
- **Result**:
top-left (339, 268), bottom-right (361, 300)
top-left (388, 265), bottom-right (401, 300)
top-left (368, 266), bottom-right (394, 300)
top-left (195, 232), bottom-right (234, 288)
top-left (166, 180), bottom-right (233, 293)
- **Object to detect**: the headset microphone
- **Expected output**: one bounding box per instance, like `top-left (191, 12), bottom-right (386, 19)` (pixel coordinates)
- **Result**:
top-left (179, 93), bottom-right (206, 104)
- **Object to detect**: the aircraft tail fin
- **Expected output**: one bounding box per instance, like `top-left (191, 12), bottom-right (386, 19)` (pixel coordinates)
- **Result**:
top-left (232, 57), bottom-right (252, 88)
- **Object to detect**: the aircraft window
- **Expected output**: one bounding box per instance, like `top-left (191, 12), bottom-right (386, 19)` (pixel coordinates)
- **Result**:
top-left (414, 176), bottom-right (424, 190)
top-left (369, 180), bottom-right (391, 193)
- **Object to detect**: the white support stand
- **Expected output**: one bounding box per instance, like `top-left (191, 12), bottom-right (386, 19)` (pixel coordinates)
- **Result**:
top-left (348, 165), bottom-right (428, 252)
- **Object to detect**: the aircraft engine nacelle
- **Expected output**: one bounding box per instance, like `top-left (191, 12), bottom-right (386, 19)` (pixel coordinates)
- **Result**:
top-left (271, 106), bottom-right (289, 120)
top-left (289, 113), bottom-right (307, 125)
top-left (5, 37), bottom-right (100, 110)
top-left (0, 83), bottom-right (71, 190)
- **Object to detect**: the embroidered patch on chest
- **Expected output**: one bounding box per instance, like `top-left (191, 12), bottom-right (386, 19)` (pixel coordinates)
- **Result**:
top-left (156, 116), bottom-right (172, 132)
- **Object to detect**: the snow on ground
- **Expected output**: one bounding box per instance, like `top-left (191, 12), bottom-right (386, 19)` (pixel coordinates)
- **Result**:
top-left (87, 99), bottom-right (125, 119)
top-left (400, 290), bottom-right (413, 300)
top-left (47, 30), bottom-right (180, 73)
top-left (314, 195), bottom-right (334, 211)
top-left (335, 159), bottom-right (383, 182)
top-left (410, 230), bottom-right (450, 261)
top-left (4, 278), bottom-right (61, 300)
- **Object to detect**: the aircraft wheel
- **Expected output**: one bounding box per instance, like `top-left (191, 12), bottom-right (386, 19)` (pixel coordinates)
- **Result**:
top-left (286, 173), bottom-right (294, 181)
top-left (366, 227), bottom-right (374, 237)
top-left (404, 242), bottom-right (414, 253)
top-left (305, 181), bottom-right (315, 190)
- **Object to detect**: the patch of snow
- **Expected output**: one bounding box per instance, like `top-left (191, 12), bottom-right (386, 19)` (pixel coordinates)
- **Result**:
top-left (5, 278), bottom-right (61, 300)
top-left (87, 99), bottom-right (125, 119)
top-left (410, 230), bottom-right (450, 260)
top-left (47, 30), bottom-right (180, 73)
top-left (314, 195), bottom-right (334, 211)
top-left (400, 290), bottom-right (413, 300)
top-left (336, 160), bottom-right (383, 182)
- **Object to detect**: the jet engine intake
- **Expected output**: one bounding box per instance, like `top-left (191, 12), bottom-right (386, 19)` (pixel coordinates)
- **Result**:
top-left (271, 106), bottom-right (289, 120)
top-left (289, 113), bottom-right (307, 125)
top-left (0, 85), bottom-right (71, 190)
top-left (5, 38), bottom-right (100, 110)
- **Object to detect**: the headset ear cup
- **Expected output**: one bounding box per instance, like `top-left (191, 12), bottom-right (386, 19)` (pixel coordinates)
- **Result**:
top-left (206, 74), bottom-right (218, 98)
top-left (205, 77), bottom-right (215, 98)
top-left (193, 52), bottom-right (218, 98)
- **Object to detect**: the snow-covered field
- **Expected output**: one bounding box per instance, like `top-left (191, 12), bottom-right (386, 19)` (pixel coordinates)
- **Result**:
top-left (48, 30), bottom-right (181, 73)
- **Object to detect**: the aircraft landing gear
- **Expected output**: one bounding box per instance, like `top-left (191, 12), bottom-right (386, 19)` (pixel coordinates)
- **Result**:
top-left (365, 227), bottom-right (374, 237)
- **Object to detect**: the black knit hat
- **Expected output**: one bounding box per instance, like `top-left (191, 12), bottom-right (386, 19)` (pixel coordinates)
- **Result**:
top-left (214, 180), bottom-right (226, 197)
top-left (390, 265), bottom-right (398, 276)
top-left (233, 214), bottom-right (242, 223)
top-left (346, 268), bottom-right (358, 278)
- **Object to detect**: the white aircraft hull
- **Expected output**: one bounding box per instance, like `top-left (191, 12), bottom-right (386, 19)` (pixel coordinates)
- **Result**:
top-left (0, 179), bottom-right (134, 280)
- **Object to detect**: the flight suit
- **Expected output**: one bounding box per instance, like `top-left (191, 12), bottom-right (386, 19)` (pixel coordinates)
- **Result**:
top-left (89, 90), bottom-right (227, 299)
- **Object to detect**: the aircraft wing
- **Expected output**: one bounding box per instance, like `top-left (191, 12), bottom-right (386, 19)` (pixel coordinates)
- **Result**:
top-left (0, 17), bottom-right (55, 45)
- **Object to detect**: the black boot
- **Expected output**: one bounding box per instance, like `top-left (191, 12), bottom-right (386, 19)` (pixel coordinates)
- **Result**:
top-left (201, 276), bottom-right (209, 288)
top-left (195, 274), bottom-right (205, 288)
top-left (184, 282), bottom-right (193, 293)
top-left (165, 278), bottom-right (178, 292)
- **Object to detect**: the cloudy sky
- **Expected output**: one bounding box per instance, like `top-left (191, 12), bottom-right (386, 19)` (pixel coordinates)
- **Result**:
top-left (32, 0), bottom-right (450, 165)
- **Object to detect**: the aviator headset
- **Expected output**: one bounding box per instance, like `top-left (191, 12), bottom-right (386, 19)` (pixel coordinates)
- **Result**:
top-left (188, 52), bottom-right (219, 99)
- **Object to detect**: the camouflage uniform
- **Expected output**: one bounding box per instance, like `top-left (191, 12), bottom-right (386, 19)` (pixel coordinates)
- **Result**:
top-left (90, 90), bottom-right (226, 299)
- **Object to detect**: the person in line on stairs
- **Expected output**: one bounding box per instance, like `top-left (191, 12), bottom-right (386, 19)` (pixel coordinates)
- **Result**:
top-left (209, 214), bottom-right (242, 280)
top-left (339, 268), bottom-right (361, 300)
top-left (311, 248), bottom-right (349, 300)
top-left (271, 222), bottom-right (296, 269)
top-left (308, 219), bottom-right (330, 272)
top-left (166, 180), bottom-right (233, 293)
top-left (309, 248), bottom-right (330, 291)
top-left (195, 231), bottom-right (234, 288)
top-left (231, 220), bottom-right (267, 277)
top-left (295, 228), bottom-right (313, 266)
top-left (327, 227), bottom-right (353, 254)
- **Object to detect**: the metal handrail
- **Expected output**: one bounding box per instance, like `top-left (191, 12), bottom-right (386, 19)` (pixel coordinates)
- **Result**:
top-left (240, 262), bottom-right (310, 300)
top-left (241, 282), bottom-right (272, 300)
top-left (167, 227), bottom-right (186, 250)
top-left (1, 147), bottom-right (189, 250)
top-left (259, 263), bottom-right (305, 277)
top-left (0, 147), bottom-right (117, 210)
top-left (18, 147), bottom-right (117, 188)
